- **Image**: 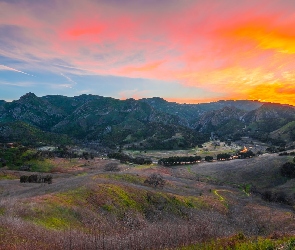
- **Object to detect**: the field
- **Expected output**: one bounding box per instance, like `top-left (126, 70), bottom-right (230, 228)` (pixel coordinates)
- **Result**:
top-left (126, 139), bottom-right (268, 161)
top-left (1, 145), bottom-right (295, 249)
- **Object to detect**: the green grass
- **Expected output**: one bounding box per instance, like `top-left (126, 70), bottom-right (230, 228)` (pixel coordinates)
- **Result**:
top-left (0, 172), bottom-right (18, 180)
top-left (94, 173), bottom-right (145, 185)
top-left (31, 205), bottom-right (81, 230)
top-left (0, 207), bottom-right (5, 216)
top-left (25, 159), bottom-right (55, 172)
top-left (19, 182), bottom-right (209, 231)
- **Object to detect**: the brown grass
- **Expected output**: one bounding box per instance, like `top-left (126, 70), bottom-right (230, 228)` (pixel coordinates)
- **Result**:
top-left (1, 153), bottom-right (295, 249)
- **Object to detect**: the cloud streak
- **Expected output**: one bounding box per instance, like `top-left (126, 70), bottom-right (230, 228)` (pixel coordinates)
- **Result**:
top-left (0, 64), bottom-right (34, 77)
top-left (60, 73), bottom-right (76, 86)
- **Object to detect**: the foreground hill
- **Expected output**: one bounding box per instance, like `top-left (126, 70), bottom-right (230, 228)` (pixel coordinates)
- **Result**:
top-left (1, 149), bottom-right (295, 249)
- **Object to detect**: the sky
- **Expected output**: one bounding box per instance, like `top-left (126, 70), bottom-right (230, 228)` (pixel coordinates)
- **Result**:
top-left (1, 0), bottom-right (295, 105)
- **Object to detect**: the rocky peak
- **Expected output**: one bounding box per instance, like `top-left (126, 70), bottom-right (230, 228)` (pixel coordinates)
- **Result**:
top-left (19, 92), bottom-right (37, 101)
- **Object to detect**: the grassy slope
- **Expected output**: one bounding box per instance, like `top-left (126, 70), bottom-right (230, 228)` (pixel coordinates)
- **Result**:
top-left (270, 121), bottom-right (295, 142)
top-left (1, 153), bottom-right (295, 249)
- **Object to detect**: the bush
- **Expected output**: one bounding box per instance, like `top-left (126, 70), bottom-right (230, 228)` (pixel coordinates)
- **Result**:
top-left (280, 162), bottom-right (295, 178)
top-left (261, 190), bottom-right (289, 204)
top-left (144, 174), bottom-right (165, 188)
top-left (279, 152), bottom-right (289, 156)
top-left (261, 190), bottom-right (273, 202)
top-left (104, 162), bottom-right (120, 172)
top-left (205, 156), bottom-right (213, 162)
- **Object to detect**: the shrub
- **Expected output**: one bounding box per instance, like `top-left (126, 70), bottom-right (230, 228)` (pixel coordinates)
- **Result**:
top-left (261, 190), bottom-right (273, 202)
top-left (104, 162), bottom-right (120, 172)
top-left (280, 162), bottom-right (295, 178)
top-left (144, 174), bottom-right (165, 188)
top-left (205, 156), bottom-right (213, 162)
top-left (261, 190), bottom-right (289, 204)
top-left (279, 152), bottom-right (289, 156)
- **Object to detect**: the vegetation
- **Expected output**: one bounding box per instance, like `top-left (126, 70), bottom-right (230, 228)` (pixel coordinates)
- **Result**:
top-left (108, 152), bottom-right (152, 165)
top-left (216, 153), bottom-right (231, 160)
top-left (144, 173), bottom-right (165, 188)
top-left (104, 162), bottom-right (120, 172)
top-left (158, 155), bottom-right (202, 166)
top-left (238, 150), bottom-right (255, 159)
top-left (2, 93), bottom-right (294, 150)
top-left (205, 156), bottom-right (213, 162)
top-left (280, 162), bottom-right (295, 178)
top-left (20, 174), bottom-right (52, 184)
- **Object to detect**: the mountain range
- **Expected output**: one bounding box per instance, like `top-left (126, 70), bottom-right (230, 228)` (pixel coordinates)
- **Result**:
top-left (0, 92), bottom-right (294, 149)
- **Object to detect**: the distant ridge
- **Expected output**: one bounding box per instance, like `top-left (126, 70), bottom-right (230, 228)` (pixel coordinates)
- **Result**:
top-left (0, 93), bottom-right (294, 148)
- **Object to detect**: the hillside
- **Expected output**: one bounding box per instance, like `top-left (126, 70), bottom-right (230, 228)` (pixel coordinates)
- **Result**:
top-left (140, 98), bottom-right (262, 127)
top-left (0, 94), bottom-right (204, 148)
top-left (244, 103), bottom-right (295, 132)
top-left (0, 121), bottom-right (71, 145)
top-left (1, 93), bottom-right (295, 148)
top-left (194, 106), bottom-right (246, 134)
top-left (1, 147), bottom-right (295, 249)
top-left (270, 121), bottom-right (295, 144)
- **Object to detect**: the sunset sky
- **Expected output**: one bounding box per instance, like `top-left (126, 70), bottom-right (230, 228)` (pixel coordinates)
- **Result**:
top-left (1, 0), bottom-right (295, 105)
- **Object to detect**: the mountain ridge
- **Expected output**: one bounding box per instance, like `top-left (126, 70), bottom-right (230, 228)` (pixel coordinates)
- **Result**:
top-left (1, 93), bottom-right (295, 148)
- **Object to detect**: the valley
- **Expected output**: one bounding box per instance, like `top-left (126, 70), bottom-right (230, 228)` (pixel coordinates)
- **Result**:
top-left (1, 142), bottom-right (295, 249)
top-left (1, 93), bottom-right (295, 249)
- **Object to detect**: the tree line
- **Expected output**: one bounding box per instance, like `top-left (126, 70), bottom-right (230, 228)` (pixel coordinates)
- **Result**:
top-left (158, 150), bottom-right (256, 166)
top-left (107, 152), bottom-right (152, 165)
top-left (20, 174), bottom-right (52, 184)
top-left (158, 156), bottom-right (202, 166)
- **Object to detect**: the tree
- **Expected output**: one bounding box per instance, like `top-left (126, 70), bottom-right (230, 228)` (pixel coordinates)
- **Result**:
top-left (239, 150), bottom-right (255, 159)
top-left (205, 156), bottom-right (213, 162)
top-left (216, 153), bottom-right (231, 161)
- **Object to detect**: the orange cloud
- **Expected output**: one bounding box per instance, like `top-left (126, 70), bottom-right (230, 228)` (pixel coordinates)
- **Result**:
top-left (230, 26), bottom-right (295, 54)
top-left (245, 82), bottom-right (295, 105)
